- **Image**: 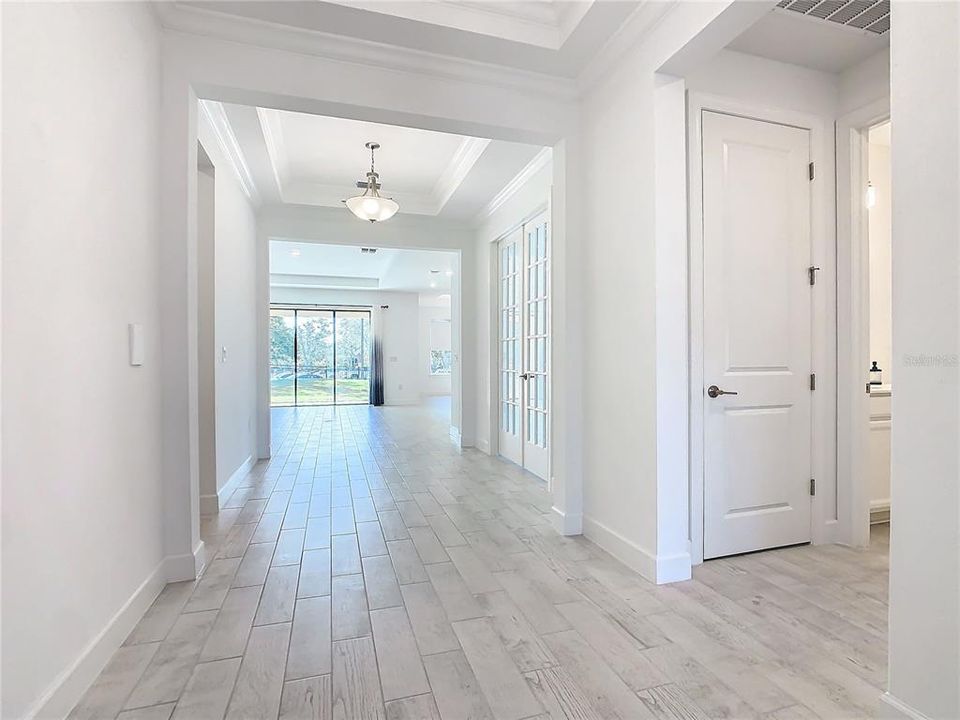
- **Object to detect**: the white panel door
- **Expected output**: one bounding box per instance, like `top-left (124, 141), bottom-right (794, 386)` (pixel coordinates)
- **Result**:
top-left (498, 229), bottom-right (523, 466)
top-left (702, 111), bottom-right (813, 559)
top-left (521, 213), bottom-right (550, 479)
top-left (497, 213), bottom-right (550, 480)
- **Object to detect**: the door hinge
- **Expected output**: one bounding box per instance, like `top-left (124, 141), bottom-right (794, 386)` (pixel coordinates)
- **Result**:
top-left (810, 478), bottom-right (816, 496)
top-left (810, 373), bottom-right (816, 391)
top-left (808, 266), bottom-right (821, 286)
top-left (808, 162), bottom-right (815, 181)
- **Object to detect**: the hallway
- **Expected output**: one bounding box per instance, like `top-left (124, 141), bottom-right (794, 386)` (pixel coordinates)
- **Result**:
top-left (71, 404), bottom-right (890, 720)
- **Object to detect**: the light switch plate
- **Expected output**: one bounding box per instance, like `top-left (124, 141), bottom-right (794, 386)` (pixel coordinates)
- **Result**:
top-left (128, 323), bottom-right (144, 366)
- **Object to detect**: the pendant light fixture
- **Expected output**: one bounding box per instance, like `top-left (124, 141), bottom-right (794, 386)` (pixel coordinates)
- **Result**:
top-left (343, 141), bottom-right (399, 223)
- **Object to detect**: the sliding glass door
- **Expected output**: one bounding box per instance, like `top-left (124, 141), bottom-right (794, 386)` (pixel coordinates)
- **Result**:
top-left (270, 306), bottom-right (371, 406)
top-left (296, 309), bottom-right (335, 404)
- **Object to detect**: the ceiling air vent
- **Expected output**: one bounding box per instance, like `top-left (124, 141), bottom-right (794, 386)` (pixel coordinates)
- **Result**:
top-left (776, 0), bottom-right (890, 34)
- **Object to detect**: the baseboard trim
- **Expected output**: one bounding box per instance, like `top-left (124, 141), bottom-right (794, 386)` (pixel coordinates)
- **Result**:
top-left (870, 499), bottom-right (891, 525)
top-left (200, 454), bottom-right (255, 515)
top-left (881, 693), bottom-right (933, 720)
top-left (550, 506), bottom-right (582, 536)
top-left (163, 539), bottom-right (207, 583)
top-left (23, 561), bottom-right (167, 720)
top-left (582, 515), bottom-right (691, 584)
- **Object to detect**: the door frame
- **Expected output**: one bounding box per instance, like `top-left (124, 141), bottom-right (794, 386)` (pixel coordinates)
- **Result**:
top-left (487, 202), bottom-right (552, 483)
top-left (836, 97), bottom-right (891, 549)
top-left (687, 92), bottom-right (836, 564)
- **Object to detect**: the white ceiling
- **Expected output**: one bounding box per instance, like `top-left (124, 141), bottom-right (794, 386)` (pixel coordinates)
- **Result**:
top-left (271, 241), bottom-right (457, 293)
top-left (180, 0), bottom-right (640, 77)
top-left (216, 102), bottom-right (545, 219)
top-left (728, 7), bottom-right (889, 73)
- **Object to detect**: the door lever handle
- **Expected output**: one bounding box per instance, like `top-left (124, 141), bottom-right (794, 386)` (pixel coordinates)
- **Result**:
top-left (707, 385), bottom-right (738, 398)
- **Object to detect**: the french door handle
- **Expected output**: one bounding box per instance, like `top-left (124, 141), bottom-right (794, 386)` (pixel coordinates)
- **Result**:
top-left (707, 385), bottom-right (738, 398)
top-left (520, 373), bottom-right (530, 380)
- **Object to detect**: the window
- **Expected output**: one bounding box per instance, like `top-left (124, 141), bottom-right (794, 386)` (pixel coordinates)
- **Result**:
top-left (429, 318), bottom-right (452, 375)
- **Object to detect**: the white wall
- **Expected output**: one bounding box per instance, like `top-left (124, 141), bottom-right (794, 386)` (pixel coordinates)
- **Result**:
top-left (473, 159), bottom-right (552, 454)
top-left (576, 1), bottom-right (784, 582)
top-left (197, 115), bottom-right (259, 503)
top-left (270, 287), bottom-right (421, 406)
top-left (887, 3), bottom-right (960, 717)
top-left (1, 4), bottom-right (165, 718)
top-left (418, 295), bottom-right (452, 398)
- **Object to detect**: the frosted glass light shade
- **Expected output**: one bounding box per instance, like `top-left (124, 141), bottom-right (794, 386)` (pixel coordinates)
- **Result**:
top-left (345, 193), bottom-right (399, 223)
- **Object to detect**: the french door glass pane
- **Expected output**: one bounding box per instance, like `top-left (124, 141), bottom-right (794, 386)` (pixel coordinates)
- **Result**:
top-left (296, 310), bottom-right (334, 405)
top-left (334, 310), bottom-right (370, 404)
top-left (270, 308), bottom-right (296, 406)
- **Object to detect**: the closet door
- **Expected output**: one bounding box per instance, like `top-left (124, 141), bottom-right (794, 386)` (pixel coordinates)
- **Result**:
top-left (498, 229), bottom-right (523, 466)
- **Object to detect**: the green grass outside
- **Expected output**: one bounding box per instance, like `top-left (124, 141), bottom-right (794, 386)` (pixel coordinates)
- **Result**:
top-left (271, 377), bottom-right (370, 406)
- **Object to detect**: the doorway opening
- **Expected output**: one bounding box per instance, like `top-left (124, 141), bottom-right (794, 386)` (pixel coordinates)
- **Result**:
top-left (864, 120), bottom-right (892, 533)
top-left (269, 306), bottom-right (371, 406)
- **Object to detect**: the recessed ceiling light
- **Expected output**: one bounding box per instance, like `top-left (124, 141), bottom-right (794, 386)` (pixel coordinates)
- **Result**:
top-left (430, 269), bottom-right (440, 274)
top-left (430, 282), bottom-right (437, 288)
top-left (445, 270), bottom-right (453, 277)
top-left (289, 248), bottom-right (301, 257)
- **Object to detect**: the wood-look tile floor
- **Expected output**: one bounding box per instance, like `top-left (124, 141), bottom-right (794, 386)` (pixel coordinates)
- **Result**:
top-left (70, 401), bottom-right (891, 720)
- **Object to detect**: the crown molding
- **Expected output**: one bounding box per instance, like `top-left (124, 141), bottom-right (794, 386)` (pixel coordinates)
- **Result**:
top-left (322, 0), bottom-right (563, 49)
top-left (157, 3), bottom-right (578, 103)
top-left (431, 137), bottom-right (491, 212)
top-left (256, 107), bottom-right (288, 199)
top-left (476, 146), bottom-right (553, 223)
top-left (576, 0), bottom-right (678, 93)
top-left (251, 108), bottom-right (489, 215)
top-left (199, 100), bottom-right (261, 205)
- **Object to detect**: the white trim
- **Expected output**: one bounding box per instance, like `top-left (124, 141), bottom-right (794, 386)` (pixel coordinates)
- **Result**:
top-left (199, 100), bottom-right (261, 206)
top-left (836, 97), bottom-right (891, 549)
top-left (163, 539), bottom-right (207, 583)
top-left (881, 693), bottom-right (933, 720)
top-left (870, 499), bottom-right (890, 524)
top-left (449, 425), bottom-right (462, 447)
top-left (323, 0), bottom-right (565, 50)
top-left (21, 563), bottom-right (167, 720)
top-left (477, 438), bottom-right (491, 454)
top-left (432, 136), bottom-right (492, 211)
top-left (551, 506), bottom-right (582, 536)
top-left (256, 107), bottom-right (288, 199)
top-left (476, 148), bottom-right (552, 222)
top-left (582, 515), bottom-right (691, 585)
top-left (156, 4), bottom-right (578, 103)
top-left (577, 1), bottom-right (677, 92)
top-left (687, 92), bottom-right (836, 564)
top-left (200, 453), bottom-right (255, 515)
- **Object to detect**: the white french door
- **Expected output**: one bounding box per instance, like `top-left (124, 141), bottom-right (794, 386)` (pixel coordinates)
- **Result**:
top-left (497, 211), bottom-right (550, 479)
top-left (701, 111), bottom-right (813, 559)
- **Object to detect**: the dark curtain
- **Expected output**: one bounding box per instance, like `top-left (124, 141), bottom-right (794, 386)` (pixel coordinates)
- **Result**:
top-left (370, 309), bottom-right (385, 406)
